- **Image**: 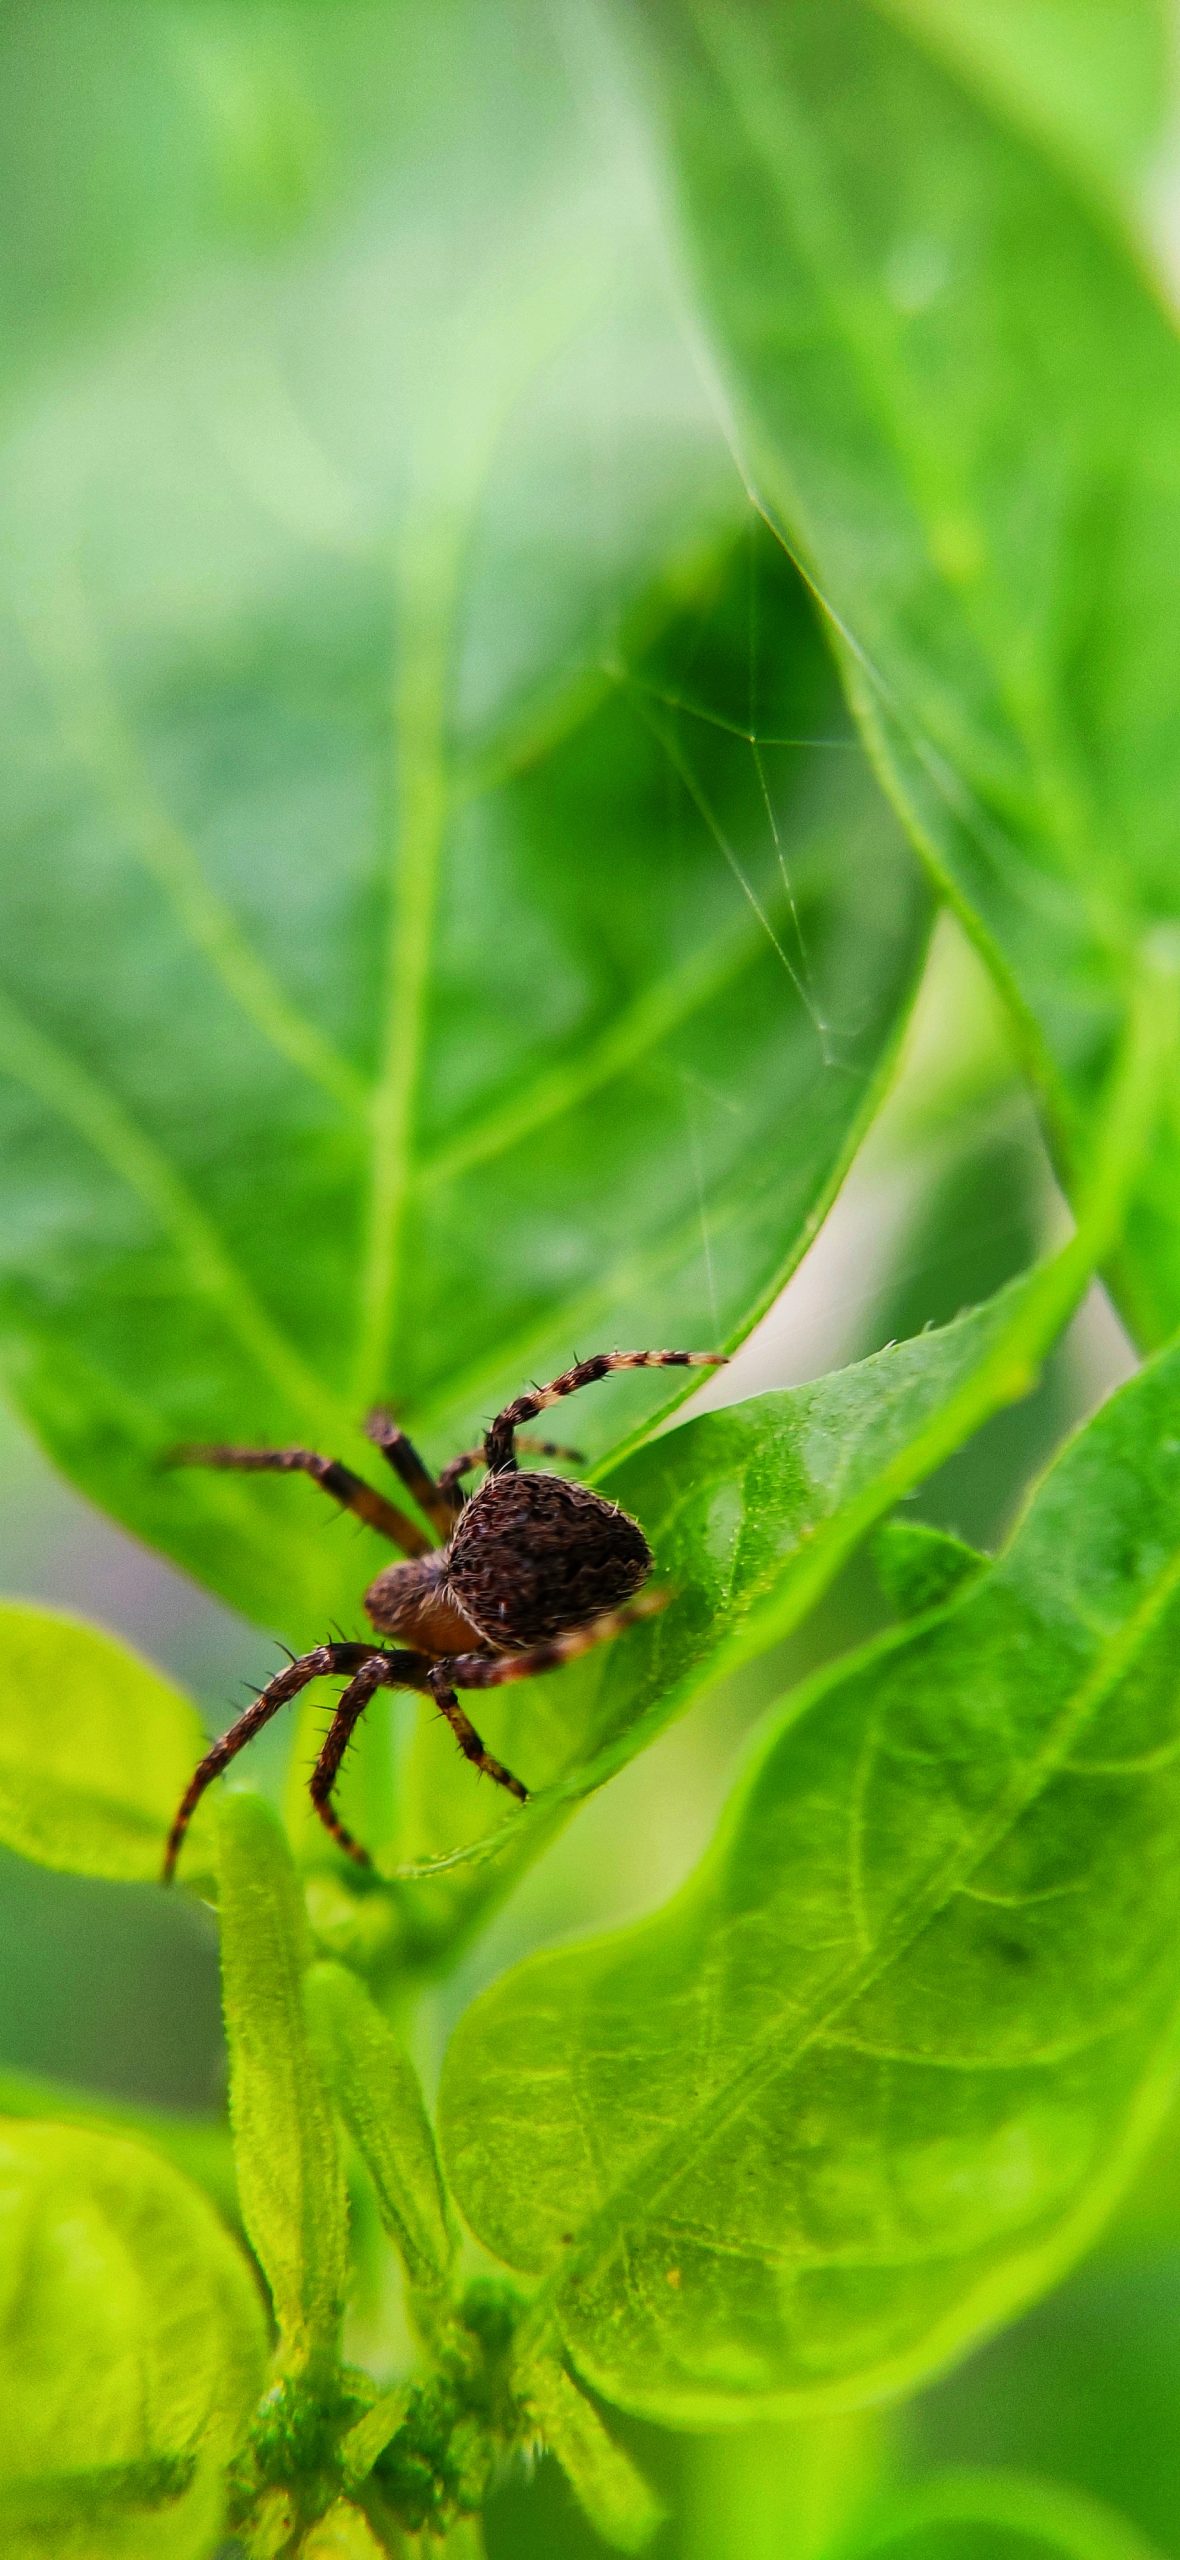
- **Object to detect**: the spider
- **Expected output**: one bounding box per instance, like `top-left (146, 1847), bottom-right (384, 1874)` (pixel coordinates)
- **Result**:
top-left (162, 1346), bottom-right (725, 1881)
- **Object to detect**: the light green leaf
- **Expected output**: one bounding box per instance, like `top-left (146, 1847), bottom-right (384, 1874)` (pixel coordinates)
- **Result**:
top-left (521, 2358), bottom-right (665, 2552)
top-left (845, 2467), bottom-right (1166, 2560)
top-left (874, 0), bottom-right (1171, 213)
top-left (305, 1961), bottom-right (455, 2303)
top-left (0, 2116), bottom-right (264, 2559)
top-left (0, 0), bottom-right (923, 1661)
top-left (632, 0), bottom-right (1180, 1339)
top-left (300, 2502), bottom-right (389, 2560)
top-left (0, 2064), bottom-right (237, 2228)
top-left (0, 1601), bottom-right (208, 1881)
top-left (386, 962), bottom-right (1169, 1910)
top-left (217, 1795), bottom-right (348, 2373)
top-left (0, 2462), bottom-right (222, 2560)
top-left (440, 1338), bottom-right (1180, 2421)
top-left (873, 1520), bottom-right (986, 1620)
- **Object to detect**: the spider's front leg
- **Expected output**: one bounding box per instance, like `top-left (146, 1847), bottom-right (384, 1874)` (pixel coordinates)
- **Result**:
top-left (162, 1640), bottom-right (378, 1882)
top-left (482, 1348), bottom-right (725, 1471)
top-left (308, 1651), bottom-right (428, 1864)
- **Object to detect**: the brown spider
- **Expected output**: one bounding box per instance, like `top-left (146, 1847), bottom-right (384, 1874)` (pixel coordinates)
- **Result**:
top-left (162, 1347), bottom-right (725, 1881)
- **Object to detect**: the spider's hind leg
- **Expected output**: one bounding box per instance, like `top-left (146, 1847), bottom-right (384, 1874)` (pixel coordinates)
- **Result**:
top-left (365, 1410), bottom-right (455, 1537)
top-left (167, 1442), bottom-right (430, 1556)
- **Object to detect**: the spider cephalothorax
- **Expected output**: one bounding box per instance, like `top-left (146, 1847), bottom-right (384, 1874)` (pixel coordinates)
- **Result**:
top-left (163, 1347), bottom-right (724, 1880)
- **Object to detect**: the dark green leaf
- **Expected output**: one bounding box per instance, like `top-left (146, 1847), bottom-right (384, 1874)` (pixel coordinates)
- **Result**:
top-left (0, 1601), bottom-right (208, 1881)
top-left (873, 1520), bottom-right (986, 1620)
top-left (440, 1337), bottom-right (1180, 2420)
top-left (217, 1795), bottom-right (347, 2373)
top-left (0, 2116), bottom-right (263, 2559)
top-left (631, 0), bottom-right (1180, 1338)
top-left (0, 0), bottom-right (923, 1665)
top-left (305, 1961), bottom-right (455, 2303)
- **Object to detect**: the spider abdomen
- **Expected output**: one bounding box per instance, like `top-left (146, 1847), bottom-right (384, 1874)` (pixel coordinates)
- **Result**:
top-left (446, 1470), bottom-right (652, 1651)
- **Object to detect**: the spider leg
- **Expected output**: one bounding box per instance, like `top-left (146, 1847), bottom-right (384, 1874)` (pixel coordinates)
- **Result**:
top-left (483, 1348), bottom-right (726, 1472)
top-left (308, 1654), bottom-right (395, 1865)
top-left (167, 1443), bottom-right (430, 1557)
top-left (426, 1665), bottom-right (529, 1802)
top-left (439, 1588), bottom-right (669, 1700)
top-left (365, 1410), bottom-right (455, 1539)
top-left (162, 1640), bottom-right (378, 1882)
top-left (437, 1434), bottom-right (586, 1501)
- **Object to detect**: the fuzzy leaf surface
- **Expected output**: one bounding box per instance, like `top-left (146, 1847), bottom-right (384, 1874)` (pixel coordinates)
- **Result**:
top-left (632, 0), bottom-right (1180, 1339)
top-left (306, 1961), bottom-right (455, 2300)
top-left (441, 1342), bottom-right (1180, 2420)
top-left (0, 0), bottom-right (923, 1661)
top-left (0, 1601), bottom-right (208, 1881)
top-left (217, 1795), bottom-right (348, 2372)
top-left (0, 2117), bottom-right (263, 2559)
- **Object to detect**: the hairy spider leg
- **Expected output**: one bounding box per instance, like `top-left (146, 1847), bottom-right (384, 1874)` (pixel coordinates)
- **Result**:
top-left (436, 1433), bottom-right (586, 1500)
top-left (365, 1410), bottom-right (454, 1539)
top-left (309, 1653), bottom-right (404, 1864)
top-left (437, 1584), bottom-right (667, 1730)
top-left (426, 1665), bottom-right (529, 1802)
top-left (482, 1347), bottom-right (727, 1472)
top-left (162, 1639), bottom-right (381, 1882)
top-left (169, 1443), bottom-right (430, 1557)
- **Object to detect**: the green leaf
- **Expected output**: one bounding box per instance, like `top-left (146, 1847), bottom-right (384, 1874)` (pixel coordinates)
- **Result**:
top-left (440, 1336), bottom-right (1180, 2421)
top-left (300, 2503), bottom-right (389, 2560)
top-left (632, 0), bottom-right (1180, 1340)
top-left (0, 2462), bottom-right (222, 2560)
top-left (0, 0), bottom-right (924, 1658)
top-left (385, 959), bottom-right (1170, 1910)
top-left (305, 1961), bottom-right (455, 2303)
top-left (217, 1795), bottom-right (348, 2374)
top-left (0, 2063), bottom-right (237, 2229)
top-left (873, 1520), bottom-right (986, 1620)
top-left (0, 2116), bottom-right (264, 2559)
top-left (520, 2358), bottom-right (665, 2552)
top-left (872, 1), bottom-right (1171, 212)
top-left (845, 2468), bottom-right (1167, 2560)
top-left (0, 1601), bottom-right (208, 1881)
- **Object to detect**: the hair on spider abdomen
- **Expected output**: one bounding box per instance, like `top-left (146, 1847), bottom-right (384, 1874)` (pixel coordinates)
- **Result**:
top-left (445, 1469), bottom-right (653, 1651)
